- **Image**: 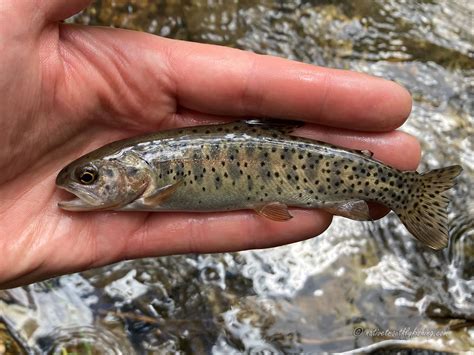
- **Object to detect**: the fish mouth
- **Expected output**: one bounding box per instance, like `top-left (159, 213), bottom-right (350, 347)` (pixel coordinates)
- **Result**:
top-left (58, 197), bottom-right (95, 211)
top-left (57, 185), bottom-right (100, 211)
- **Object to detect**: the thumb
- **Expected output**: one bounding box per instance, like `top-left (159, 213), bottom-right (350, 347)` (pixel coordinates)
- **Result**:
top-left (0, 1), bottom-right (91, 38)
top-left (40, 0), bottom-right (93, 22)
top-left (6, 0), bottom-right (93, 25)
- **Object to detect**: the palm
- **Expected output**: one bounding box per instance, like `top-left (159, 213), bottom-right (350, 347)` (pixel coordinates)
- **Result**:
top-left (0, 1), bottom-right (417, 288)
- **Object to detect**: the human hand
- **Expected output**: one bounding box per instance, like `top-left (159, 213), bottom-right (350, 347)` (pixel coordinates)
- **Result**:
top-left (0, 0), bottom-right (418, 288)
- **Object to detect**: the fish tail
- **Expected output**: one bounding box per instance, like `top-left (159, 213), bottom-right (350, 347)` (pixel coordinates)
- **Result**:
top-left (397, 165), bottom-right (462, 250)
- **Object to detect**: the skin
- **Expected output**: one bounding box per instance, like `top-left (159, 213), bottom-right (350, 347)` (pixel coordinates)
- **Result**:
top-left (0, 0), bottom-right (419, 289)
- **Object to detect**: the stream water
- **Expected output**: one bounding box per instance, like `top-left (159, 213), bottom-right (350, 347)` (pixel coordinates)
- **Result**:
top-left (1, 0), bottom-right (473, 353)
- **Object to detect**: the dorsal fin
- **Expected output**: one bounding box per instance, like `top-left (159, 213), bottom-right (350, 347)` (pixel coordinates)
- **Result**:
top-left (243, 119), bottom-right (305, 134)
top-left (359, 149), bottom-right (374, 158)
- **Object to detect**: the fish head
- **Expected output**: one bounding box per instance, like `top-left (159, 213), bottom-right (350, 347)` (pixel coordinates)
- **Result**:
top-left (56, 152), bottom-right (151, 211)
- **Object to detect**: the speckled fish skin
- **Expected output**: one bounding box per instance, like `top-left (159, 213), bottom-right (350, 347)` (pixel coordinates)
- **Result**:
top-left (56, 120), bottom-right (462, 250)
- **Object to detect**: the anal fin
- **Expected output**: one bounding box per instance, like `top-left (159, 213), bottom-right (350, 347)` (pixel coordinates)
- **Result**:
top-left (254, 202), bottom-right (293, 221)
top-left (324, 200), bottom-right (371, 221)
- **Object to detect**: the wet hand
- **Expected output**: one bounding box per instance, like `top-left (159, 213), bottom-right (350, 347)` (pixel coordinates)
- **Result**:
top-left (0, 0), bottom-right (418, 288)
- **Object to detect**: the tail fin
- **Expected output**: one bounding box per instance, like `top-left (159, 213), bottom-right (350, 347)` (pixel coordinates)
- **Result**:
top-left (398, 165), bottom-right (462, 250)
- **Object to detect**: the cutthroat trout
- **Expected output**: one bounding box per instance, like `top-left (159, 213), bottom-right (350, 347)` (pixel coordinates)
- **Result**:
top-left (56, 120), bottom-right (462, 250)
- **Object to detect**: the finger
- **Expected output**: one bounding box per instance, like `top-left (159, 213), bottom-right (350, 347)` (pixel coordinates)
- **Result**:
top-left (122, 210), bottom-right (332, 260)
top-left (163, 39), bottom-right (412, 131)
top-left (54, 27), bottom-right (411, 132)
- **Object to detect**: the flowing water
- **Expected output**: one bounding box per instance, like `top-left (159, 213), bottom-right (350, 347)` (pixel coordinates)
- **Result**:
top-left (1, 0), bottom-right (473, 353)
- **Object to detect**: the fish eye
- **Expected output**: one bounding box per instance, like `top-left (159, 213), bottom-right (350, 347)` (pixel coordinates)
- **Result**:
top-left (78, 168), bottom-right (98, 185)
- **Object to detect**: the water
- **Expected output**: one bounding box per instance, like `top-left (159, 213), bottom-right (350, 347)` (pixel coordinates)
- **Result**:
top-left (1, 0), bottom-right (473, 353)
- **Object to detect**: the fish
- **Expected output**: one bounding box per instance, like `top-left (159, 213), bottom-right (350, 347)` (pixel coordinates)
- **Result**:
top-left (56, 120), bottom-right (462, 250)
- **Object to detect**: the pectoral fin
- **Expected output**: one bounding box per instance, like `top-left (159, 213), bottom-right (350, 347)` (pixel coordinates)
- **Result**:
top-left (254, 202), bottom-right (293, 221)
top-left (244, 119), bottom-right (304, 134)
top-left (143, 180), bottom-right (183, 207)
top-left (324, 200), bottom-right (371, 221)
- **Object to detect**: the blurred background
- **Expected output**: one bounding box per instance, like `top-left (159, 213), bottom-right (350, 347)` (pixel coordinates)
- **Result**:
top-left (1, 0), bottom-right (473, 353)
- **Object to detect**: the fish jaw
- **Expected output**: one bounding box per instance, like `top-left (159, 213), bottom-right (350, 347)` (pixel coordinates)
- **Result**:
top-left (58, 197), bottom-right (95, 211)
top-left (56, 184), bottom-right (103, 211)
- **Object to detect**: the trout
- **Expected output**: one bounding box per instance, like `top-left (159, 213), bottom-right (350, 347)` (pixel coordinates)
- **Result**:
top-left (56, 120), bottom-right (462, 250)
